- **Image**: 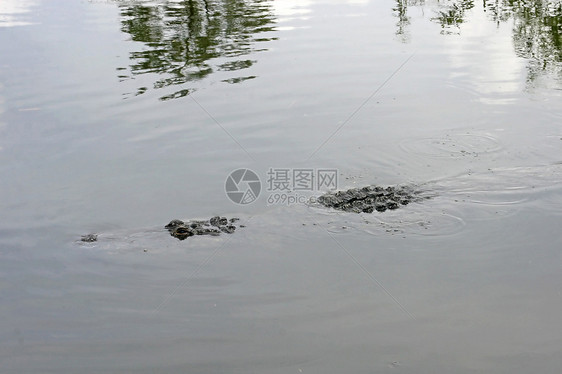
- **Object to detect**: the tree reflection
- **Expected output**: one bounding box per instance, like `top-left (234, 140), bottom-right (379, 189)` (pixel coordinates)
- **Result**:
top-left (394, 0), bottom-right (412, 42)
top-left (483, 0), bottom-right (515, 23)
top-left (492, 0), bottom-right (562, 85)
top-left (393, 0), bottom-right (425, 42)
top-left (432, 0), bottom-right (474, 35)
top-left (117, 0), bottom-right (277, 100)
top-left (394, 0), bottom-right (562, 85)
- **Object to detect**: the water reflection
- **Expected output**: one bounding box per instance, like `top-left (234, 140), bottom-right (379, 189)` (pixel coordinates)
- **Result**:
top-left (394, 0), bottom-right (562, 86)
top-left (506, 0), bottom-right (562, 86)
top-left (393, 0), bottom-right (412, 42)
top-left (432, 0), bottom-right (474, 35)
top-left (0, 0), bottom-right (37, 27)
top-left (0, 84), bottom-right (4, 149)
top-left (117, 0), bottom-right (277, 100)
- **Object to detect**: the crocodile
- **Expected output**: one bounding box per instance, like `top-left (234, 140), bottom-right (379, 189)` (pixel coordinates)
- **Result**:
top-left (164, 216), bottom-right (239, 240)
top-left (316, 185), bottom-right (423, 213)
top-left (80, 185), bottom-right (423, 242)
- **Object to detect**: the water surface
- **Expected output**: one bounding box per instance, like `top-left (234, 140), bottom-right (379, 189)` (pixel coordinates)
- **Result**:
top-left (1, 0), bottom-right (561, 373)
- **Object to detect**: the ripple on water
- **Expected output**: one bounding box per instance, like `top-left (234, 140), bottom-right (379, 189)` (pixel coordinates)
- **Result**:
top-left (75, 226), bottom-right (227, 255)
top-left (432, 163), bottom-right (562, 208)
top-left (399, 131), bottom-right (503, 159)
top-left (362, 208), bottom-right (467, 238)
top-left (308, 201), bottom-right (467, 239)
top-left (307, 163), bottom-right (562, 238)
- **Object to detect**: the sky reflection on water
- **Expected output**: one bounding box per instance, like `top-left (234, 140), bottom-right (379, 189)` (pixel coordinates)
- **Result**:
top-left (0, 0), bottom-right (37, 27)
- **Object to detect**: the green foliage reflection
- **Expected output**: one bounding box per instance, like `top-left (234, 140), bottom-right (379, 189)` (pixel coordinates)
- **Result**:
top-left (432, 0), bottom-right (474, 34)
top-left (117, 0), bottom-right (277, 100)
top-left (393, 0), bottom-right (562, 85)
top-left (486, 0), bottom-right (562, 84)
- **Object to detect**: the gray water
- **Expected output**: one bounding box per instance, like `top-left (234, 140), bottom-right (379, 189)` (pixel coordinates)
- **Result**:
top-left (1, 0), bottom-right (561, 373)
